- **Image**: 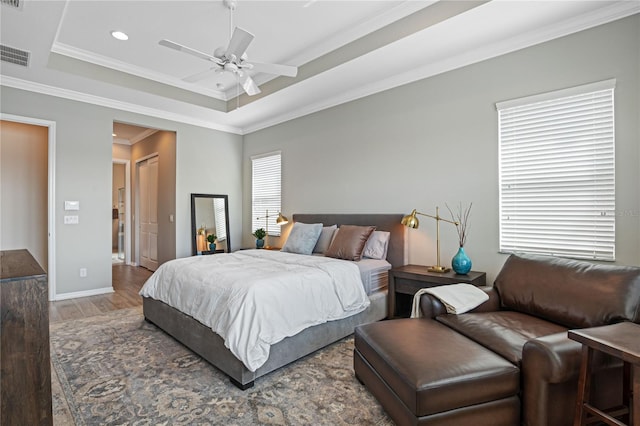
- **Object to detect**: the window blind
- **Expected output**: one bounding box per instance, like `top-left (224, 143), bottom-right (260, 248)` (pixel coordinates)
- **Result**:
top-left (252, 152), bottom-right (282, 237)
top-left (213, 198), bottom-right (227, 242)
top-left (497, 80), bottom-right (615, 261)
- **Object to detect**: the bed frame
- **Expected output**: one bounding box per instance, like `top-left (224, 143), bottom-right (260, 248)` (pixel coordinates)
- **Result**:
top-left (142, 214), bottom-right (407, 389)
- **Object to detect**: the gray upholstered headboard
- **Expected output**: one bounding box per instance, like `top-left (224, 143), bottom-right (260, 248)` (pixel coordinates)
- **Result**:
top-left (292, 214), bottom-right (407, 268)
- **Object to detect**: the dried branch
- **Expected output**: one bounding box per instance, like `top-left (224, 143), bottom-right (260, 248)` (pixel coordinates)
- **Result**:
top-left (446, 202), bottom-right (472, 247)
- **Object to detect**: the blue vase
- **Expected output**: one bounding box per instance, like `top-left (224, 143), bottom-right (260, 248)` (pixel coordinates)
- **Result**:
top-left (256, 239), bottom-right (265, 249)
top-left (209, 243), bottom-right (216, 251)
top-left (452, 247), bottom-right (472, 274)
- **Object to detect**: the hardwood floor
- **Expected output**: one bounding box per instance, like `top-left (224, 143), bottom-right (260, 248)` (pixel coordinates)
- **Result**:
top-left (49, 264), bottom-right (152, 323)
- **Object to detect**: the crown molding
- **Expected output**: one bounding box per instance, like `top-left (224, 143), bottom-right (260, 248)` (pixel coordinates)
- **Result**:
top-left (0, 75), bottom-right (243, 134)
top-left (242, 3), bottom-right (640, 134)
top-left (3, 3), bottom-right (637, 137)
top-left (130, 128), bottom-right (159, 144)
top-left (284, 1), bottom-right (435, 71)
top-left (112, 128), bottom-right (159, 145)
top-left (50, 41), bottom-right (228, 101)
top-left (112, 137), bottom-right (131, 145)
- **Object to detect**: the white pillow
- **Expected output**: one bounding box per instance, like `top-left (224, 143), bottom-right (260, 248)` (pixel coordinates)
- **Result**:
top-left (362, 231), bottom-right (391, 260)
top-left (313, 225), bottom-right (337, 254)
top-left (281, 222), bottom-right (323, 255)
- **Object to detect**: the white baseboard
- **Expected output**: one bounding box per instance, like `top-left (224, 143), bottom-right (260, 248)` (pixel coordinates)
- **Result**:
top-left (55, 286), bottom-right (114, 301)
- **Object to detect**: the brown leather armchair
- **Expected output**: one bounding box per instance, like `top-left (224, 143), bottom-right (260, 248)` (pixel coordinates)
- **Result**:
top-left (355, 254), bottom-right (640, 426)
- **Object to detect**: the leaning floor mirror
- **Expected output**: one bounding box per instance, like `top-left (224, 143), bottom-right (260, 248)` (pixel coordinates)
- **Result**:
top-left (191, 193), bottom-right (231, 255)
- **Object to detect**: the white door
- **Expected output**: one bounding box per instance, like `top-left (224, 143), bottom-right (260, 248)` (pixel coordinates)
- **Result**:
top-left (139, 156), bottom-right (158, 271)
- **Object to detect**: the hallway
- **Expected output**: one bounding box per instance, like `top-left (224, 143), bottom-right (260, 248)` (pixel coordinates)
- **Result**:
top-left (49, 265), bottom-right (152, 323)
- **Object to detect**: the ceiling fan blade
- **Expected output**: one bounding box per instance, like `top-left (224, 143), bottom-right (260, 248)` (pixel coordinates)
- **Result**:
top-left (240, 74), bottom-right (261, 96)
top-left (159, 39), bottom-right (219, 63)
top-left (225, 27), bottom-right (254, 60)
top-left (183, 67), bottom-right (219, 83)
top-left (249, 61), bottom-right (298, 78)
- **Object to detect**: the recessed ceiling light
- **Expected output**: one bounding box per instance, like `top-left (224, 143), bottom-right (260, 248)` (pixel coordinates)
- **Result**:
top-left (112, 133), bottom-right (117, 137)
top-left (111, 31), bottom-right (129, 41)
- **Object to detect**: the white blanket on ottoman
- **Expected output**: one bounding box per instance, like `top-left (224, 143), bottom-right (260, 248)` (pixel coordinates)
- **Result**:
top-left (411, 283), bottom-right (489, 318)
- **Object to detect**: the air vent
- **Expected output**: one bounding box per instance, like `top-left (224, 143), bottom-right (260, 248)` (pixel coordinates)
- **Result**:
top-left (1, 0), bottom-right (22, 10)
top-left (0, 45), bottom-right (30, 67)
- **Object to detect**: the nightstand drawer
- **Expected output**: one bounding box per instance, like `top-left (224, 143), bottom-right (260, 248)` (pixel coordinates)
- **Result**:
top-left (394, 277), bottom-right (449, 295)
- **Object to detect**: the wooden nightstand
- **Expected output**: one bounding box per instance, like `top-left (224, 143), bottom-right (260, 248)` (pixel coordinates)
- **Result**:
top-left (388, 264), bottom-right (486, 318)
top-left (569, 322), bottom-right (640, 425)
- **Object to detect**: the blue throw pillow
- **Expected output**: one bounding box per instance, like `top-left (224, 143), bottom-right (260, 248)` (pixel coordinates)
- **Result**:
top-left (282, 222), bottom-right (323, 255)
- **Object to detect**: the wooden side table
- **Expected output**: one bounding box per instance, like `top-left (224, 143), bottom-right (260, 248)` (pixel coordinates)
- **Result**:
top-left (387, 264), bottom-right (486, 318)
top-left (568, 322), bottom-right (640, 426)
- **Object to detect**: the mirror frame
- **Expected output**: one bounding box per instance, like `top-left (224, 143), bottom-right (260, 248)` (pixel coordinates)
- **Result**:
top-left (190, 193), bottom-right (231, 255)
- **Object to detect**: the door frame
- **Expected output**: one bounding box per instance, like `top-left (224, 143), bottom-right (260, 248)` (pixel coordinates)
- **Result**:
top-left (0, 113), bottom-right (57, 300)
top-left (134, 152), bottom-right (158, 267)
top-left (112, 158), bottom-right (131, 265)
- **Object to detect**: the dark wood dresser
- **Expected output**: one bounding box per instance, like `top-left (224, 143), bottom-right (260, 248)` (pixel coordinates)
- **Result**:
top-left (1, 249), bottom-right (52, 425)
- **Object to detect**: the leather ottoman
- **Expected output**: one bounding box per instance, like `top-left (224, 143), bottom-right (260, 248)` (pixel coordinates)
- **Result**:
top-left (354, 319), bottom-right (521, 426)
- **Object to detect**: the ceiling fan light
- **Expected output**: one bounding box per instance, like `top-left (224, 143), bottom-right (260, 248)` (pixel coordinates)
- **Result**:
top-left (225, 62), bottom-right (238, 73)
top-left (214, 47), bottom-right (226, 59)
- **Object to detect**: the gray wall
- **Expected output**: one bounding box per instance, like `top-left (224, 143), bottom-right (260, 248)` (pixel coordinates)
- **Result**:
top-left (0, 88), bottom-right (243, 297)
top-left (243, 15), bottom-right (640, 283)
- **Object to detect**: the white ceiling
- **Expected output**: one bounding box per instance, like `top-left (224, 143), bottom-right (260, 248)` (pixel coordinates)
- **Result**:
top-left (1, 1), bottom-right (638, 135)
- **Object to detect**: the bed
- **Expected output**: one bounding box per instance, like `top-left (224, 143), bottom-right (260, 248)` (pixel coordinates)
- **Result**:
top-left (141, 213), bottom-right (406, 389)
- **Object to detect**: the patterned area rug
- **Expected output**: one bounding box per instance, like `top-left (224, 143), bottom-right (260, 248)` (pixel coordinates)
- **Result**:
top-left (50, 307), bottom-right (392, 425)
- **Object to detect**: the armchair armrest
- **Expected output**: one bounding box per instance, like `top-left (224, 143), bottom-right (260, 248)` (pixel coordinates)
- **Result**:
top-left (419, 286), bottom-right (500, 318)
top-left (468, 286), bottom-right (501, 313)
top-left (523, 330), bottom-right (624, 383)
top-left (522, 331), bottom-right (624, 426)
top-left (522, 332), bottom-right (583, 383)
top-left (418, 293), bottom-right (447, 319)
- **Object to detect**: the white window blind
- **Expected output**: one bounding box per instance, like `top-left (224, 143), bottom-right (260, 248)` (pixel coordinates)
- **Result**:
top-left (213, 198), bottom-right (227, 241)
top-left (252, 152), bottom-right (282, 236)
top-left (497, 80), bottom-right (615, 261)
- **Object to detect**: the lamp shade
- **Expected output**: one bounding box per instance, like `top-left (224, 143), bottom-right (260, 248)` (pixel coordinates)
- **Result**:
top-left (276, 212), bottom-right (288, 225)
top-left (401, 209), bottom-right (420, 229)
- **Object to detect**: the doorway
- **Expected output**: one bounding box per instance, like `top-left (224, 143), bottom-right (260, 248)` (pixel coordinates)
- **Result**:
top-left (0, 115), bottom-right (57, 300)
top-left (111, 159), bottom-right (131, 264)
top-left (113, 121), bottom-right (175, 270)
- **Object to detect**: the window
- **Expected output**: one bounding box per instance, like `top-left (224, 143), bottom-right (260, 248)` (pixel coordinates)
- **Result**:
top-left (497, 79), bottom-right (615, 261)
top-left (213, 198), bottom-right (227, 242)
top-left (251, 152), bottom-right (282, 236)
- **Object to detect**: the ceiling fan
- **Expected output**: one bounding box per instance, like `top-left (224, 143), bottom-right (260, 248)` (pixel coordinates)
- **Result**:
top-left (159, 0), bottom-right (297, 97)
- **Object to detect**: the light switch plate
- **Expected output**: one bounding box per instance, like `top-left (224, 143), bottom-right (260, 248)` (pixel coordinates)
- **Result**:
top-left (64, 201), bottom-right (80, 211)
top-left (64, 215), bottom-right (79, 224)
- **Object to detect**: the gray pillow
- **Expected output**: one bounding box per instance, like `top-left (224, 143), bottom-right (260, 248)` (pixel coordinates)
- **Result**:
top-left (282, 222), bottom-right (323, 255)
top-left (362, 231), bottom-right (391, 260)
top-left (313, 225), bottom-right (337, 254)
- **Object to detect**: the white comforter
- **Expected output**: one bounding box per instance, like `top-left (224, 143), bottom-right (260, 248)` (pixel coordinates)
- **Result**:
top-left (139, 249), bottom-right (370, 372)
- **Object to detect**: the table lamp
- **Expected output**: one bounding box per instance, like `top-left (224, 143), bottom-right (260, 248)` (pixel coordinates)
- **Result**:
top-left (256, 210), bottom-right (289, 248)
top-left (401, 207), bottom-right (458, 273)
